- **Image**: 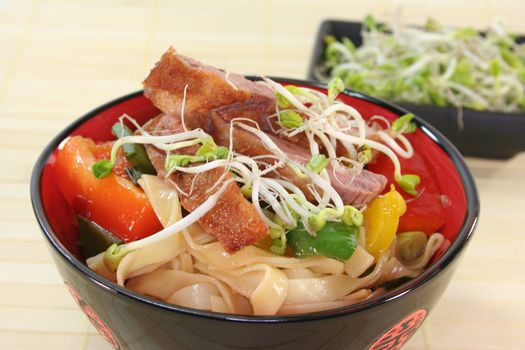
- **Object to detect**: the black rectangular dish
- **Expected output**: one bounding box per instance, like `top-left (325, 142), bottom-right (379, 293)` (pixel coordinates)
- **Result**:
top-left (307, 20), bottom-right (525, 159)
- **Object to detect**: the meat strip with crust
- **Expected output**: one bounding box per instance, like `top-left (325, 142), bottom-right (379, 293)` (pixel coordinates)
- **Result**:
top-left (142, 114), bottom-right (268, 252)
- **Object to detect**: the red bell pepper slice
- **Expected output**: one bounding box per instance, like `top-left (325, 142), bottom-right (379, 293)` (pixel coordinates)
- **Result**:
top-left (53, 136), bottom-right (163, 242)
top-left (368, 129), bottom-right (467, 241)
top-left (408, 131), bottom-right (467, 240)
top-left (368, 150), bottom-right (447, 235)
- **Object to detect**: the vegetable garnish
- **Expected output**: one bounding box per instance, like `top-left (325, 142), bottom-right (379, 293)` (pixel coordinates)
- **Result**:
top-left (288, 221), bottom-right (359, 261)
top-left (327, 76), bottom-right (345, 101)
top-left (55, 136), bottom-right (163, 242)
top-left (357, 144), bottom-right (372, 164)
top-left (278, 110), bottom-right (304, 128)
top-left (342, 205), bottom-right (363, 226)
top-left (78, 215), bottom-right (122, 258)
top-left (307, 205), bottom-right (363, 233)
top-left (111, 122), bottom-right (156, 176)
top-left (103, 243), bottom-right (128, 272)
top-left (195, 141), bottom-right (229, 159)
top-left (165, 154), bottom-right (193, 168)
top-left (396, 174), bottom-right (421, 196)
top-left (91, 129), bottom-right (212, 178)
top-left (397, 231), bottom-right (428, 262)
top-left (276, 85), bottom-right (315, 108)
top-left (391, 113), bottom-right (417, 134)
top-left (240, 184), bottom-right (252, 198)
top-left (306, 154), bottom-right (329, 173)
top-left (92, 159), bottom-right (114, 178)
top-left (269, 231), bottom-right (288, 255)
top-left (317, 16), bottom-right (525, 113)
top-left (364, 186), bottom-right (407, 259)
top-left (364, 14), bottom-right (381, 32)
top-left (307, 207), bottom-right (339, 232)
top-left (164, 143), bottom-right (229, 173)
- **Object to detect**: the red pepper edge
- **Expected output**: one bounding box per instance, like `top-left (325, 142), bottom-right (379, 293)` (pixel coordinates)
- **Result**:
top-left (410, 130), bottom-right (467, 241)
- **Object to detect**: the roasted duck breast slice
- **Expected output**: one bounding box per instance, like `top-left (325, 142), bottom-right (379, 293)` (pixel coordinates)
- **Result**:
top-left (142, 114), bottom-right (268, 252)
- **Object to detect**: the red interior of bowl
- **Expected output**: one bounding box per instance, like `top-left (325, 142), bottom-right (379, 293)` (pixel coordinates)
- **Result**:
top-left (40, 89), bottom-right (467, 260)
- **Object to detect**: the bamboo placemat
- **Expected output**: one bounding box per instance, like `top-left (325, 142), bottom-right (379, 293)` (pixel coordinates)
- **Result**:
top-left (1, 0), bottom-right (524, 349)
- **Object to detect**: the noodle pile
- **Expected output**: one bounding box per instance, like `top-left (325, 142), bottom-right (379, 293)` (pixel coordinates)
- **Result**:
top-left (87, 175), bottom-right (444, 315)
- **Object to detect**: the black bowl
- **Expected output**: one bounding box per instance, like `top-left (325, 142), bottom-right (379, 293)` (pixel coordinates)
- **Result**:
top-left (31, 78), bottom-right (479, 350)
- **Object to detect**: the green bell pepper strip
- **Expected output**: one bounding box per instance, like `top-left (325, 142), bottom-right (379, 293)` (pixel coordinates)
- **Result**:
top-left (287, 220), bottom-right (359, 262)
top-left (111, 123), bottom-right (156, 176)
top-left (78, 215), bottom-right (122, 258)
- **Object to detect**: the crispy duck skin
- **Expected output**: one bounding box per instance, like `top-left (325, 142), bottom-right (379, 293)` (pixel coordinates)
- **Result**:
top-left (143, 47), bottom-right (274, 132)
top-left (142, 115), bottom-right (268, 252)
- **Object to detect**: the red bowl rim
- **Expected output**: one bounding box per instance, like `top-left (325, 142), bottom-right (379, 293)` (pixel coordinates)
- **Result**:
top-left (30, 77), bottom-right (480, 323)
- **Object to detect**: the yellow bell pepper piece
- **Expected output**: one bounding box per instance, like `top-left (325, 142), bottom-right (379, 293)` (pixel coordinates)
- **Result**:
top-left (363, 185), bottom-right (407, 260)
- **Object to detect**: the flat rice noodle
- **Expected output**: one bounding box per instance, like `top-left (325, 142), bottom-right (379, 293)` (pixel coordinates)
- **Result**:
top-left (164, 256), bottom-right (182, 270)
top-left (113, 175), bottom-right (186, 285)
top-left (86, 254), bottom-right (116, 282)
top-left (186, 223), bottom-right (216, 244)
top-left (126, 269), bottom-right (249, 314)
top-left (165, 253), bottom-right (195, 272)
top-left (380, 257), bottom-right (420, 284)
top-left (210, 295), bottom-right (229, 313)
top-left (399, 233), bottom-right (444, 270)
top-left (86, 240), bottom-right (186, 287)
top-left (116, 235), bottom-right (186, 286)
top-left (345, 247), bottom-right (392, 292)
top-left (178, 251), bottom-right (194, 273)
top-left (229, 294), bottom-right (253, 314)
top-left (184, 228), bottom-right (343, 275)
top-left (284, 275), bottom-right (359, 304)
top-left (167, 282), bottom-right (220, 310)
top-left (138, 174), bottom-right (181, 227)
top-left (283, 248), bottom-right (395, 306)
top-left (283, 269), bottom-right (321, 279)
top-left (302, 256), bottom-right (344, 275)
top-left (277, 289), bottom-right (372, 315)
top-left (344, 245), bottom-right (375, 278)
top-left (195, 261), bottom-right (288, 316)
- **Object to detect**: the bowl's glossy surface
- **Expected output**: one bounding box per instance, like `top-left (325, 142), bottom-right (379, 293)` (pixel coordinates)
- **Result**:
top-left (31, 78), bottom-right (479, 350)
